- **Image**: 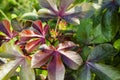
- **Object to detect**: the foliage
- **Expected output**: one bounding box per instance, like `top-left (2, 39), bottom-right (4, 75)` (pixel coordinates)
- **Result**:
top-left (0, 0), bottom-right (120, 80)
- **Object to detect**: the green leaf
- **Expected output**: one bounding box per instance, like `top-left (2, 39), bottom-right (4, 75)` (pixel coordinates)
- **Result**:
top-left (19, 58), bottom-right (35, 80)
top-left (87, 44), bottom-right (116, 62)
top-left (76, 19), bottom-right (109, 44)
top-left (0, 59), bottom-right (22, 80)
top-left (91, 63), bottom-right (120, 80)
top-left (0, 42), bottom-right (23, 58)
top-left (75, 65), bottom-right (91, 80)
top-left (76, 19), bottom-right (93, 44)
top-left (101, 5), bottom-right (119, 41)
top-left (21, 12), bottom-right (38, 21)
top-left (114, 39), bottom-right (120, 51)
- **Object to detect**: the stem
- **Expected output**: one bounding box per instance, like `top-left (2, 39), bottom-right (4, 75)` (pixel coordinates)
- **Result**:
top-left (0, 9), bottom-right (9, 20)
top-left (55, 17), bottom-right (61, 32)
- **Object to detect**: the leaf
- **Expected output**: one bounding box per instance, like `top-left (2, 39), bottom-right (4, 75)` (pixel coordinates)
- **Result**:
top-left (59, 0), bottom-right (74, 13)
top-left (0, 42), bottom-right (22, 58)
top-left (20, 30), bottom-right (42, 38)
top-left (31, 50), bottom-right (52, 68)
top-left (22, 12), bottom-right (38, 21)
top-left (19, 57), bottom-right (35, 80)
top-left (113, 39), bottom-right (120, 51)
top-left (60, 51), bottom-right (83, 70)
top-left (57, 41), bottom-right (76, 51)
top-left (0, 59), bottom-right (22, 80)
top-left (87, 44), bottom-right (116, 62)
top-left (48, 53), bottom-right (65, 80)
top-left (90, 63), bottom-right (120, 80)
top-left (101, 3), bottom-right (119, 41)
top-left (38, 0), bottom-right (58, 13)
top-left (63, 2), bottom-right (94, 24)
top-left (76, 19), bottom-right (93, 44)
top-left (38, 8), bottom-right (56, 18)
top-left (0, 20), bottom-right (11, 37)
top-left (75, 65), bottom-right (91, 80)
top-left (25, 39), bottom-right (41, 53)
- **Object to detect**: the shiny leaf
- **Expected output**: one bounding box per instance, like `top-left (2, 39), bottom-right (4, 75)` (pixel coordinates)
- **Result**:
top-left (60, 51), bottom-right (83, 69)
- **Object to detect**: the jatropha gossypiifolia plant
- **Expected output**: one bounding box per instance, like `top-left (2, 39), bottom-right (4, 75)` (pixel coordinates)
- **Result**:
top-left (1, 0), bottom-right (120, 80)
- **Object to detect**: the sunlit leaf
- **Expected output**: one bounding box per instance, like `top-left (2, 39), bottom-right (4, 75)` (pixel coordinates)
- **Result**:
top-left (19, 57), bottom-right (35, 80)
top-left (60, 51), bottom-right (83, 70)
top-left (0, 59), bottom-right (22, 80)
top-left (57, 41), bottom-right (76, 50)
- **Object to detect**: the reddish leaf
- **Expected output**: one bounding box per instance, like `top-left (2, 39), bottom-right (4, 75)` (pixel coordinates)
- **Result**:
top-left (48, 53), bottom-right (65, 80)
top-left (20, 30), bottom-right (42, 38)
top-left (0, 20), bottom-right (11, 37)
top-left (31, 50), bottom-right (52, 68)
top-left (25, 39), bottom-right (42, 53)
top-left (43, 24), bottom-right (49, 35)
top-left (32, 20), bottom-right (43, 34)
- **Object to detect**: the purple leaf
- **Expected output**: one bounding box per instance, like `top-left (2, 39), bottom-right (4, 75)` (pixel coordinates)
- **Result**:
top-left (59, 0), bottom-right (74, 14)
top-left (60, 51), bottom-right (83, 70)
top-left (48, 53), bottom-right (65, 80)
top-left (31, 50), bottom-right (52, 68)
top-left (57, 41), bottom-right (76, 51)
top-left (63, 2), bottom-right (94, 24)
top-left (44, 24), bottom-right (49, 35)
top-left (38, 0), bottom-right (58, 14)
top-left (32, 20), bottom-right (43, 34)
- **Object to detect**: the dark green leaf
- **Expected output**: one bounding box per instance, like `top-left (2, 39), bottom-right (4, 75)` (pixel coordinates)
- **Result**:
top-left (87, 44), bottom-right (116, 62)
top-left (91, 63), bottom-right (120, 80)
top-left (75, 65), bottom-right (91, 80)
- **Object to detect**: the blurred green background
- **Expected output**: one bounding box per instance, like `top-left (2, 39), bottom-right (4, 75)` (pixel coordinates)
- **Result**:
top-left (0, 0), bottom-right (40, 20)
